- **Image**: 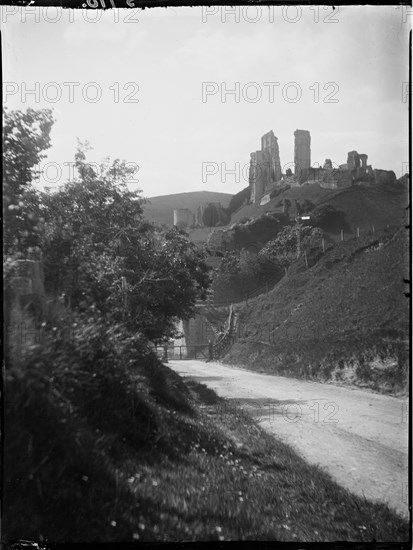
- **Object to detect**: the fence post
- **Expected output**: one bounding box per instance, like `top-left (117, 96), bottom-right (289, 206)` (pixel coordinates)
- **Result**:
top-left (304, 250), bottom-right (308, 269)
top-left (322, 238), bottom-right (325, 253)
top-left (372, 225), bottom-right (375, 234)
top-left (180, 346), bottom-right (182, 360)
top-left (340, 229), bottom-right (344, 241)
top-left (357, 227), bottom-right (360, 238)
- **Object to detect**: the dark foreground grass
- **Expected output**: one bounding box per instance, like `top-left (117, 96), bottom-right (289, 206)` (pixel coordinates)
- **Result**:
top-left (120, 380), bottom-right (408, 543)
top-left (5, 334), bottom-right (410, 542)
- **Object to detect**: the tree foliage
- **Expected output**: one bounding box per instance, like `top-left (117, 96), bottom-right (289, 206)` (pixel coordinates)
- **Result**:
top-left (3, 108), bottom-right (54, 257)
top-left (258, 224), bottom-right (323, 269)
top-left (310, 204), bottom-right (346, 231)
top-left (4, 110), bottom-right (211, 344)
top-left (35, 143), bottom-right (211, 341)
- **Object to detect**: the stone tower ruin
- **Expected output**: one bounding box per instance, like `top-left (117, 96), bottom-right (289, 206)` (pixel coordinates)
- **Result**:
top-left (173, 208), bottom-right (195, 229)
top-left (250, 131), bottom-right (282, 204)
top-left (294, 129), bottom-right (311, 184)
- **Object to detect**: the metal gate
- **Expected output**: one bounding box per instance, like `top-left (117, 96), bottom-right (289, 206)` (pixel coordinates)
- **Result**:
top-left (167, 344), bottom-right (210, 360)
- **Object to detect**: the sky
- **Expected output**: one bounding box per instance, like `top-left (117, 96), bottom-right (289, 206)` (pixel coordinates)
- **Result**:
top-left (1, 5), bottom-right (410, 199)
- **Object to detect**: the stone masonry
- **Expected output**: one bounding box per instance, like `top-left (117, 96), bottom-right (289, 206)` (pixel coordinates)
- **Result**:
top-left (294, 129), bottom-right (311, 184)
top-left (250, 131), bottom-right (282, 204)
top-left (248, 128), bottom-right (395, 204)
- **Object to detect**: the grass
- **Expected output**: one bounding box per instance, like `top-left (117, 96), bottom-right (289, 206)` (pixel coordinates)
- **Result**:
top-left (222, 225), bottom-right (409, 395)
top-left (82, 378), bottom-right (409, 542)
top-left (4, 221), bottom-right (410, 542)
top-left (5, 335), bottom-right (410, 542)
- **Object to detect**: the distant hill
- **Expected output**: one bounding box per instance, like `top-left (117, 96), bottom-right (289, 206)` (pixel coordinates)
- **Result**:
top-left (143, 191), bottom-right (233, 227)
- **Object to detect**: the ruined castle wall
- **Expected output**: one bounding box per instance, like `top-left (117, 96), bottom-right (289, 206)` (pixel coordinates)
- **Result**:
top-left (374, 169), bottom-right (396, 185)
top-left (294, 130), bottom-right (311, 183)
top-left (250, 151), bottom-right (266, 204)
top-left (174, 208), bottom-right (195, 228)
top-left (261, 130), bottom-right (282, 185)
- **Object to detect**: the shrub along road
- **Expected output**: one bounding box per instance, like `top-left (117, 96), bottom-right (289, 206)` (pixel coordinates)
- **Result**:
top-left (168, 359), bottom-right (409, 519)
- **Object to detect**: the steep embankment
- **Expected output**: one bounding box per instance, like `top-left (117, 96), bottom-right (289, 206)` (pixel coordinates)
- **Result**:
top-left (223, 226), bottom-right (409, 395)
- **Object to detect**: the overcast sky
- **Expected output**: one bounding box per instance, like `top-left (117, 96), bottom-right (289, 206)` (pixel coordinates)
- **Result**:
top-left (2, 5), bottom-right (410, 198)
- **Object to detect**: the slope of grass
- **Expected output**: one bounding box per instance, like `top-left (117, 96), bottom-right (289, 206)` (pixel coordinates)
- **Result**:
top-left (229, 183), bottom-right (334, 224)
top-left (223, 226), bottom-right (409, 395)
top-left (228, 182), bottom-right (407, 238)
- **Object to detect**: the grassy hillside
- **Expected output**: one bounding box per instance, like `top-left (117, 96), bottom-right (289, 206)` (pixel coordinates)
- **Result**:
top-left (143, 191), bottom-right (233, 227)
top-left (228, 182), bottom-right (407, 238)
top-left (224, 225), bottom-right (409, 395)
top-left (229, 183), bottom-right (334, 224)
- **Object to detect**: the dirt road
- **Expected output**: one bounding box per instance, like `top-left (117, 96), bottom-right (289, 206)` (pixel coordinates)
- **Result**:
top-left (168, 360), bottom-right (409, 518)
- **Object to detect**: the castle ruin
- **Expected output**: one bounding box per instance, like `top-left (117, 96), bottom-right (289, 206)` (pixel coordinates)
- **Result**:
top-left (173, 208), bottom-right (195, 229)
top-left (249, 129), bottom-right (396, 205)
top-left (294, 129), bottom-right (311, 184)
top-left (174, 202), bottom-right (229, 230)
top-left (250, 131), bottom-right (282, 204)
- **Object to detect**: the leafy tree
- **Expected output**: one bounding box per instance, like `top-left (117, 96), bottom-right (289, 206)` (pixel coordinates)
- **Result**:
top-left (214, 251), bottom-right (240, 283)
top-left (310, 204), bottom-right (346, 231)
top-left (258, 224), bottom-right (323, 270)
top-left (301, 199), bottom-right (315, 213)
top-left (3, 107), bottom-right (54, 197)
top-left (3, 107), bottom-right (54, 256)
top-left (36, 143), bottom-right (211, 342)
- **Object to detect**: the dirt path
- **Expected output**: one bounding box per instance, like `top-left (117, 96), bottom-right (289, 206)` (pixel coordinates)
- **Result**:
top-left (168, 360), bottom-right (409, 518)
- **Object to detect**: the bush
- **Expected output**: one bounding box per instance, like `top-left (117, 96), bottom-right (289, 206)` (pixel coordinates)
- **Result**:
top-left (310, 204), bottom-right (348, 233)
top-left (3, 307), bottom-right (180, 542)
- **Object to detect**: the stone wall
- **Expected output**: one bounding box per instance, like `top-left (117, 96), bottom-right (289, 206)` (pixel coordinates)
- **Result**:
top-left (294, 129), bottom-right (311, 184)
top-left (250, 131), bottom-right (282, 204)
top-left (374, 169), bottom-right (397, 185)
top-left (246, 128), bottom-right (394, 203)
top-left (174, 208), bottom-right (195, 229)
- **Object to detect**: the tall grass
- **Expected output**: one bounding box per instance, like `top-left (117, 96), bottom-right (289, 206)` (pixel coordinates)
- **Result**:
top-left (3, 301), bottom-right (191, 541)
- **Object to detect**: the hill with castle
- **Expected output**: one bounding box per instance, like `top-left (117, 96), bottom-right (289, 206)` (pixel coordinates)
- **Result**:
top-left (143, 129), bottom-right (407, 250)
